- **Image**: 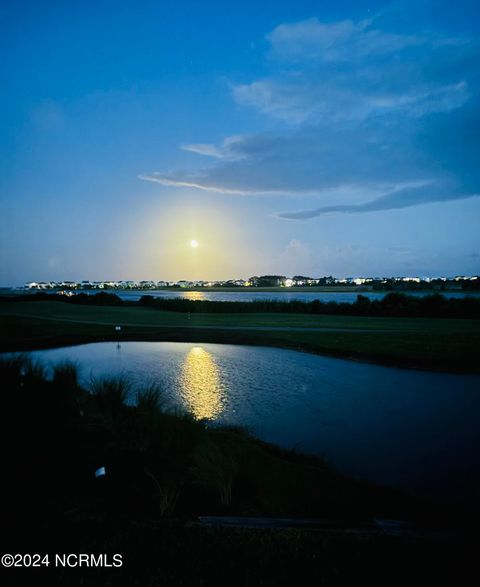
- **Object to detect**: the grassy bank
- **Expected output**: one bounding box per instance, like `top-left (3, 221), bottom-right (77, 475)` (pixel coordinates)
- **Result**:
top-left (1, 299), bottom-right (479, 372)
top-left (1, 355), bottom-right (475, 585)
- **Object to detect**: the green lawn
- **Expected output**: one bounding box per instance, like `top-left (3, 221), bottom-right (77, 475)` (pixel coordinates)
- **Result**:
top-left (0, 300), bottom-right (479, 372)
top-left (2, 300), bottom-right (479, 331)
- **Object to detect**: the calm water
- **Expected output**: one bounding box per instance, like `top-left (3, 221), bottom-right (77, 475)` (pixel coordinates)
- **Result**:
top-left (10, 288), bottom-right (477, 303)
top-left (85, 289), bottom-right (478, 303)
top-left (29, 342), bottom-right (480, 501)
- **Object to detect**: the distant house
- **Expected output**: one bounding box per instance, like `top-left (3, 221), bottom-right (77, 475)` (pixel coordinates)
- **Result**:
top-left (401, 277), bottom-right (421, 283)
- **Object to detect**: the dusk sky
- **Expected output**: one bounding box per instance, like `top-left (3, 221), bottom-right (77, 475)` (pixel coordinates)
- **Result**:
top-left (1, 0), bottom-right (479, 285)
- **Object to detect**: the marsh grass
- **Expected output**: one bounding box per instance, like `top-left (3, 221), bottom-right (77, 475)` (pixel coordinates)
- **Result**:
top-left (144, 467), bottom-right (183, 516)
top-left (193, 441), bottom-right (239, 506)
top-left (90, 374), bottom-right (130, 406)
top-left (136, 384), bottom-right (164, 413)
top-left (89, 375), bottom-right (131, 429)
top-left (22, 356), bottom-right (48, 381)
top-left (52, 359), bottom-right (79, 389)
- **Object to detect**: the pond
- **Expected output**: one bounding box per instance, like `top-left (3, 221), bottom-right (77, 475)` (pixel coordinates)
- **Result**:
top-left (30, 341), bottom-right (480, 502)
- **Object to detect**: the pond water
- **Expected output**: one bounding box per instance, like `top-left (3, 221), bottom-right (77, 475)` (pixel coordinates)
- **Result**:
top-left (77, 289), bottom-right (477, 303)
top-left (9, 287), bottom-right (477, 303)
top-left (29, 341), bottom-right (480, 501)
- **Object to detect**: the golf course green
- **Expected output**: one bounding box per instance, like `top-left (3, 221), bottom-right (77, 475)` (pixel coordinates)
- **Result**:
top-left (1, 299), bottom-right (479, 373)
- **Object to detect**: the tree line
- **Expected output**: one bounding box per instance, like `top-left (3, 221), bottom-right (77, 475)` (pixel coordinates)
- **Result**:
top-left (138, 292), bottom-right (480, 318)
top-left (3, 291), bottom-right (480, 318)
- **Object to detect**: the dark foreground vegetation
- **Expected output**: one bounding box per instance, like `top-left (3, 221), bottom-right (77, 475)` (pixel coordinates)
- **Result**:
top-left (3, 290), bottom-right (480, 318)
top-left (1, 356), bottom-right (477, 585)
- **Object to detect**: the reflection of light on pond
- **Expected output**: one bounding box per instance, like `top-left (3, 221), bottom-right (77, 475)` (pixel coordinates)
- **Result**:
top-left (179, 346), bottom-right (224, 420)
top-left (183, 291), bottom-right (206, 301)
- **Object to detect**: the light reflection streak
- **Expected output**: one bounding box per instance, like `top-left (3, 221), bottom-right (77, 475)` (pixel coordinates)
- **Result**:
top-left (182, 291), bottom-right (207, 301)
top-left (179, 346), bottom-right (224, 420)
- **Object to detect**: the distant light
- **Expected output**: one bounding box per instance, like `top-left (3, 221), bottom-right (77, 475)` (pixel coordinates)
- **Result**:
top-left (190, 240), bottom-right (199, 248)
top-left (95, 466), bottom-right (106, 478)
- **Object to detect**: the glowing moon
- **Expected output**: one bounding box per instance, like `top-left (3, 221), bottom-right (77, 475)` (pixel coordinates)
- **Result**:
top-left (190, 239), bottom-right (199, 248)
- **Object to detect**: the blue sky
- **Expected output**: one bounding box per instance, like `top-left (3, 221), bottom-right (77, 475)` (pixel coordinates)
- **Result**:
top-left (1, 0), bottom-right (479, 284)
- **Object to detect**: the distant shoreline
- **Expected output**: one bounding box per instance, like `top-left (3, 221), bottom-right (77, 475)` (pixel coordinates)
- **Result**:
top-left (1, 286), bottom-right (474, 295)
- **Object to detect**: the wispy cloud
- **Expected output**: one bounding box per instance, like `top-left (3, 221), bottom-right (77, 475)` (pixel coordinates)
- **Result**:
top-left (278, 186), bottom-right (479, 219)
top-left (181, 143), bottom-right (225, 158)
top-left (266, 17), bottom-right (423, 62)
top-left (140, 3), bottom-right (480, 218)
top-left (181, 135), bottom-right (248, 160)
top-left (139, 172), bottom-right (252, 195)
top-left (232, 78), bottom-right (470, 125)
top-left (233, 16), bottom-right (472, 126)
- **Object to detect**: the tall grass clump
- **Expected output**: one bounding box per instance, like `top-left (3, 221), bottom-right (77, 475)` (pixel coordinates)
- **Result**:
top-left (144, 468), bottom-right (183, 517)
top-left (0, 353), bottom-right (28, 386)
top-left (52, 360), bottom-right (79, 389)
top-left (137, 384), bottom-right (164, 413)
top-left (193, 441), bottom-right (239, 506)
top-left (89, 375), bottom-right (130, 426)
top-left (0, 354), bottom-right (51, 412)
top-left (22, 357), bottom-right (48, 381)
top-left (51, 360), bottom-right (83, 416)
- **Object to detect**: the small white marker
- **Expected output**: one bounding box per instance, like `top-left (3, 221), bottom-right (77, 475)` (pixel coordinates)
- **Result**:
top-left (115, 326), bottom-right (122, 331)
top-left (95, 466), bottom-right (106, 478)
